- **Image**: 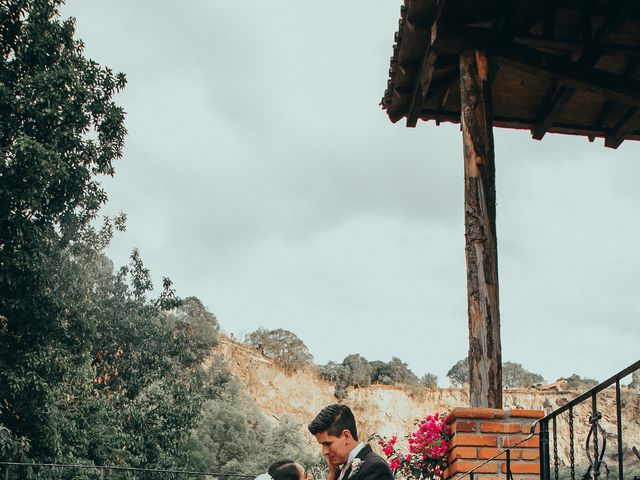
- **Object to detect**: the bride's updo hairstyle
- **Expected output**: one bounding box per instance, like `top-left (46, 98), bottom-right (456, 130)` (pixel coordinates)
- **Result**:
top-left (271, 462), bottom-right (302, 480)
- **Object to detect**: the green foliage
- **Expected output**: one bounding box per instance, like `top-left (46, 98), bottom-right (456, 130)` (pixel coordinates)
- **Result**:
top-left (245, 328), bottom-right (313, 372)
top-left (561, 374), bottom-right (599, 392)
top-left (420, 373), bottom-right (438, 388)
top-left (446, 358), bottom-right (469, 387)
top-left (342, 354), bottom-right (372, 388)
top-left (0, 0), bottom-right (127, 463)
top-left (502, 362), bottom-right (545, 388)
top-left (186, 361), bottom-right (320, 474)
top-left (447, 357), bottom-right (546, 388)
top-left (0, 1), bottom-right (219, 469)
top-left (370, 357), bottom-right (418, 385)
top-left (319, 355), bottom-right (424, 399)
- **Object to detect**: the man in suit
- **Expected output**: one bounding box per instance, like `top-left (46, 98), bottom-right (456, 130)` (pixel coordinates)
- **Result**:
top-left (308, 404), bottom-right (393, 480)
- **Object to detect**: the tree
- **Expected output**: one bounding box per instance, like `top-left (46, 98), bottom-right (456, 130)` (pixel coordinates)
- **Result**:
top-left (561, 374), bottom-right (599, 392)
top-left (420, 373), bottom-right (438, 388)
top-left (342, 354), bottom-right (372, 388)
top-left (0, 0), bottom-right (126, 462)
top-left (245, 328), bottom-right (312, 372)
top-left (502, 362), bottom-right (545, 388)
top-left (447, 358), bottom-right (545, 388)
top-left (165, 296), bottom-right (220, 361)
top-left (370, 357), bottom-right (418, 385)
top-left (447, 358), bottom-right (469, 387)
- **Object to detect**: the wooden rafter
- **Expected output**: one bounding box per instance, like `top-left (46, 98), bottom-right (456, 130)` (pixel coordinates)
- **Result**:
top-left (606, 107), bottom-right (640, 149)
top-left (433, 26), bottom-right (640, 108)
top-left (593, 60), bottom-right (639, 147)
top-left (531, 0), bottom-right (634, 140)
top-left (405, 0), bottom-right (447, 128)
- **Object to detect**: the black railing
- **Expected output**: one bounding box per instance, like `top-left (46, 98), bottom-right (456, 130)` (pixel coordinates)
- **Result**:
top-left (0, 461), bottom-right (258, 480)
top-left (539, 360), bottom-right (640, 480)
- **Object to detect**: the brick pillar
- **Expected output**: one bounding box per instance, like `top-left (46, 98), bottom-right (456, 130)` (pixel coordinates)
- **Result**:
top-left (444, 408), bottom-right (543, 480)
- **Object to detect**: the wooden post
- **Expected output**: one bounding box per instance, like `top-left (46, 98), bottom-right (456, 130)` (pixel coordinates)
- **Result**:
top-left (459, 50), bottom-right (502, 409)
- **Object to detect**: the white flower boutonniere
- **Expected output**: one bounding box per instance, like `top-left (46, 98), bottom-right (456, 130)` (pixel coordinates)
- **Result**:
top-left (348, 459), bottom-right (363, 479)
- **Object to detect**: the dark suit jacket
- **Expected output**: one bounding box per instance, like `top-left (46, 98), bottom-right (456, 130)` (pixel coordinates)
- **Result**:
top-left (342, 444), bottom-right (394, 480)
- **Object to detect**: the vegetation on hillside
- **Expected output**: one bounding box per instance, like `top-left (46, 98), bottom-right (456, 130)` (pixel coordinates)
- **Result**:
top-left (0, 0), bottom-right (318, 473)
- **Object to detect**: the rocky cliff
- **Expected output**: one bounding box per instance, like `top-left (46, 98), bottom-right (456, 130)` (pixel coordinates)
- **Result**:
top-left (213, 336), bottom-right (640, 469)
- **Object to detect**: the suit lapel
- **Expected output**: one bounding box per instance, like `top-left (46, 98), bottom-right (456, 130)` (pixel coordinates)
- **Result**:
top-left (356, 444), bottom-right (372, 461)
top-left (346, 445), bottom-right (372, 480)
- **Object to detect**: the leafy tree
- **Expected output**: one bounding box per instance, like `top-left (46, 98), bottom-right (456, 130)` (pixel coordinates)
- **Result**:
top-left (0, 1), bottom-right (214, 468)
top-left (371, 357), bottom-right (418, 385)
top-left (0, 0), bottom-right (126, 462)
top-left (186, 362), bottom-right (319, 474)
top-left (245, 328), bottom-right (312, 372)
top-left (420, 373), bottom-right (438, 388)
top-left (447, 358), bottom-right (469, 387)
top-left (561, 374), bottom-right (599, 392)
top-left (165, 296), bottom-right (220, 361)
top-left (342, 354), bottom-right (372, 388)
top-left (502, 362), bottom-right (545, 388)
top-left (317, 361), bottom-right (347, 383)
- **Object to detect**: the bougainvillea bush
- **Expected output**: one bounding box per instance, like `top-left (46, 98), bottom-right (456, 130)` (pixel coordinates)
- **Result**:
top-left (376, 413), bottom-right (451, 480)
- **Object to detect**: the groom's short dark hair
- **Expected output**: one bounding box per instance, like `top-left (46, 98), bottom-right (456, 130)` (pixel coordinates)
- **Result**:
top-left (308, 404), bottom-right (358, 440)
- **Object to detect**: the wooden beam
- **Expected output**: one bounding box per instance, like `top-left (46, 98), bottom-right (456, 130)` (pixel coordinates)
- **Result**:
top-left (406, 47), bottom-right (438, 127)
top-left (606, 107), bottom-right (640, 149)
top-left (512, 36), bottom-right (640, 61)
top-left (459, 49), bottom-right (502, 409)
top-left (595, 60), bottom-right (638, 147)
top-left (433, 27), bottom-right (640, 108)
top-left (530, 0), bottom-right (633, 139)
top-left (406, 0), bottom-right (447, 128)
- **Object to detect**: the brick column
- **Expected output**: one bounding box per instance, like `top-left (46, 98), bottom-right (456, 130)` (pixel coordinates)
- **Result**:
top-left (444, 408), bottom-right (543, 480)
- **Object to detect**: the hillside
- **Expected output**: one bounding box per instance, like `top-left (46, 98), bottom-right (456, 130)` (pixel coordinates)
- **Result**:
top-left (213, 336), bottom-right (640, 468)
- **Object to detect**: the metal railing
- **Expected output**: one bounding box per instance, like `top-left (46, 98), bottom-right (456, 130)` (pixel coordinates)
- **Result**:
top-left (539, 360), bottom-right (640, 480)
top-left (0, 462), bottom-right (258, 480)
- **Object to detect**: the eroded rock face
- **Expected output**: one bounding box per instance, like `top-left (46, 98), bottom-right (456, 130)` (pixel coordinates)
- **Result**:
top-left (214, 337), bottom-right (640, 469)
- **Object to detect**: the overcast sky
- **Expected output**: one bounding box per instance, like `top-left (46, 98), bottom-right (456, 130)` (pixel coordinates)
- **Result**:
top-left (61, 1), bottom-right (639, 386)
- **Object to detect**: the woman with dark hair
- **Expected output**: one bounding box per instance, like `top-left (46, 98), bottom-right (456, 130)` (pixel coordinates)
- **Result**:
top-left (270, 460), bottom-right (311, 480)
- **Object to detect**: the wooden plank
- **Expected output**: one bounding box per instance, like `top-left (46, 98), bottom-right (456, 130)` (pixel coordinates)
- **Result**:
top-left (531, 0), bottom-right (633, 139)
top-left (433, 26), bottom-right (640, 108)
top-left (459, 49), bottom-right (502, 409)
top-left (407, 47), bottom-right (438, 127)
top-left (406, 0), bottom-right (447, 128)
top-left (592, 60), bottom-right (638, 145)
top-left (605, 107), bottom-right (640, 148)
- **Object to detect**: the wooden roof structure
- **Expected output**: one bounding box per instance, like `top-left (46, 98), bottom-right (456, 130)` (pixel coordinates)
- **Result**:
top-left (382, 0), bottom-right (640, 148)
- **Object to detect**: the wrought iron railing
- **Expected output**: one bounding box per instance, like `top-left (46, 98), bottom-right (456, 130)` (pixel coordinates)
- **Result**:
top-left (0, 461), bottom-right (258, 480)
top-left (539, 360), bottom-right (640, 480)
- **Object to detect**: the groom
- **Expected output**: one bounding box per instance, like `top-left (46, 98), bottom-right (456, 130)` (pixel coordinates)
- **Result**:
top-left (308, 404), bottom-right (393, 480)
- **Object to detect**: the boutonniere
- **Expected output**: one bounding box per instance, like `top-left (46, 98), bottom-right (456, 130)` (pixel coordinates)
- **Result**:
top-left (348, 459), bottom-right (363, 479)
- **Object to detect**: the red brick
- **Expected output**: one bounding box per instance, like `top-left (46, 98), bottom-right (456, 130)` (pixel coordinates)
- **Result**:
top-left (508, 409), bottom-right (544, 419)
top-left (445, 460), bottom-right (498, 475)
top-left (479, 476), bottom-right (539, 480)
top-left (501, 436), bottom-right (539, 448)
top-left (480, 422), bottom-right (522, 433)
top-left (521, 423), bottom-right (540, 434)
top-left (521, 449), bottom-right (540, 460)
top-left (449, 447), bottom-right (478, 461)
top-left (453, 421), bottom-right (478, 433)
top-left (478, 448), bottom-right (520, 460)
top-left (452, 434), bottom-right (498, 447)
top-left (502, 463), bottom-right (540, 474)
top-left (449, 408), bottom-right (505, 421)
